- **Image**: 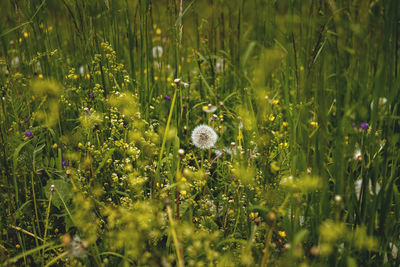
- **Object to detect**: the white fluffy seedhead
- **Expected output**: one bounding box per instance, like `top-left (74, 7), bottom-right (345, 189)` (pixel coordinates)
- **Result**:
top-left (191, 125), bottom-right (218, 149)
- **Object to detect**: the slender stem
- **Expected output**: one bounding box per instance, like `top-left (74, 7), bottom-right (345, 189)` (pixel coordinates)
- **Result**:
top-left (155, 86), bottom-right (178, 194)
top-left (42, 191), bottom-right (53, 259)
top-left (43, 193), bottom-right (53, 242)
top-left (176, 158), bottom-right (181, 222)
top-left (31, 173), bottom-right (41, 236)
top-left (44, 251), bottom-right (69, 267)
top-left (166, 201), bottom-right (185, 267)
top-left (261, 226), bottom-right (274, 267)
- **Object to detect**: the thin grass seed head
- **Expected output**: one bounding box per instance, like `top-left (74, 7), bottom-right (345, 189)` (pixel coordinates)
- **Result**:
top-left (191, 125), bottom-right (218, 149)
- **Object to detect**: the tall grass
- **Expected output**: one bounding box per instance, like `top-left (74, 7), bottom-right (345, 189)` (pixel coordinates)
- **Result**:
top-left (0, 0), bottom-right (399, 266)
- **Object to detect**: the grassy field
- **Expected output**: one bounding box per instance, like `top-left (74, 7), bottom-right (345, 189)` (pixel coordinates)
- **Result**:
top-left (0, 0), bottom-right (399, 266)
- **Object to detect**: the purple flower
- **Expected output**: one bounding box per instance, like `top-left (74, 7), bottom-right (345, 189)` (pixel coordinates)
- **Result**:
top-left (24, 118), bottom-right (29, 123)
top-left (62, 160), bottom-right (67, 167)
top-left (25, 130), bottom-right (32, 138)
top-left (360, 122), bottom-right (369, 130)
top-left (89, 92), bottom-right (94, 99)
top-left (164, 95), bottom-right (171, 101)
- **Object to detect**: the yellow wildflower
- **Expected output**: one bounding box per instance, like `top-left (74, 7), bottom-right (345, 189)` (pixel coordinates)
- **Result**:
top-left (269, 115), bottom-right (275, 121)
top-left (278, 231), bottom-right (286, 238)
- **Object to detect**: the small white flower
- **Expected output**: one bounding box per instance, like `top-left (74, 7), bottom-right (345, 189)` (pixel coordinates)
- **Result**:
top-left (299, 215), bottom-right (305, 226)
top-left (70, 235), bottom-right (88, 258)
top-left (34, 62), bottom-right (41, 72)
top-left (215, 58), bottom-right (224, 73)
top-left (79, 65), bottom-right (88, 75)
top-left (355, 179), bottom-right (381, 200)
top-left (191, 125), bottom-right (218, 149)
top-left (152, 46), bottom-right (163, 58)
top-left (280, 175), bottom-right (293, 185)
top-left (353, 148), bottom-right (362, 161)
top-left (338, 243), bottom-right (345, 254)
top-left (379, 97), bottom-right (388, 105)
top-left (202, 104), bottom-right (217, 113)
top-left (371, 97), bottom-right (388, 110)
top-left (355, 179), bottom-right (362, 199)
top-left (11, 56), bottom-right (19, 67)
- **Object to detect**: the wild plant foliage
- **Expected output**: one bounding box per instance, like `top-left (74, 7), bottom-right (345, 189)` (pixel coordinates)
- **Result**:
top-left (0, 0), bottom-right (399, 266)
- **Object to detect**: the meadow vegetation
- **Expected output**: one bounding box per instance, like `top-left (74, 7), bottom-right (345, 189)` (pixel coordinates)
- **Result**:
top-left (0, 0), bottom-right (399, 266)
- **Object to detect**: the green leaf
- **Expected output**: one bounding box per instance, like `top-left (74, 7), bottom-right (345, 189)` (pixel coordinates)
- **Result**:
top-left (45, 179), bottom-right (73, 209)
top-left (291, 229), bottom-right (308, 253)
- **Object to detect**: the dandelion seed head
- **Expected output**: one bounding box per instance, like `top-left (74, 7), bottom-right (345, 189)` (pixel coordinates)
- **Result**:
top-left (191, 125), bottom-right (218, 149)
